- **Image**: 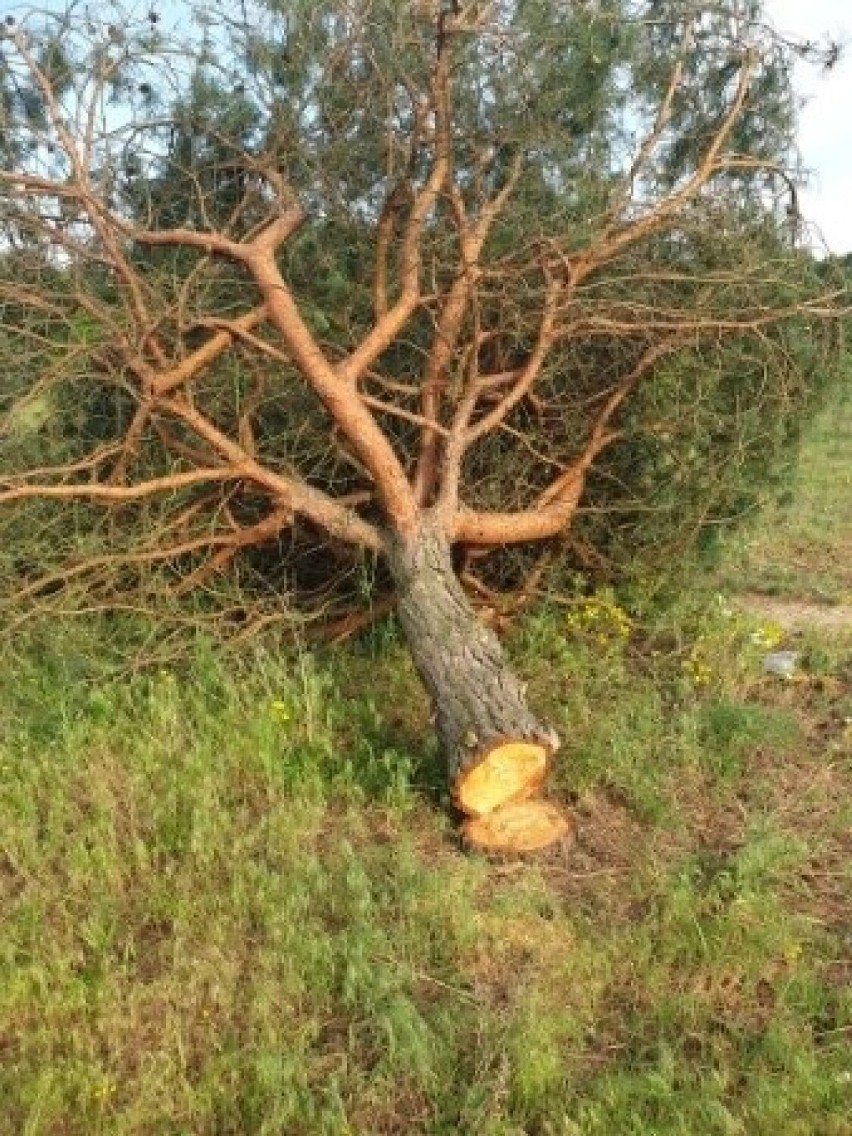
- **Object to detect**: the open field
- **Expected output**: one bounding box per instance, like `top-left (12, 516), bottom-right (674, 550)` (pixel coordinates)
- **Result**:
top-left (718, 383), bottom-right (852, 609)
top-left (1, 396), bottom-right (850, 1134)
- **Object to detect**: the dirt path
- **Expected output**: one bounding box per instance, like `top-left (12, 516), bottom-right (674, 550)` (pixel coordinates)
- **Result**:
top-left (737, 594), bottom-right (852, 633)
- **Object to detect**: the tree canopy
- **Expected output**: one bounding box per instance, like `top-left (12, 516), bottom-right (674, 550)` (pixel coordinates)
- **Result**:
top-left (1, 3), bottom-right (842, 633)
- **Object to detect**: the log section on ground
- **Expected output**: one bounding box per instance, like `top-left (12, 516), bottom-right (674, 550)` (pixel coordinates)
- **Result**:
top-left (461, 800), bottom-right (576, 856)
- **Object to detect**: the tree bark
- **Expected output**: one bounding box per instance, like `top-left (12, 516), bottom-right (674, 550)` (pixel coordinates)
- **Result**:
top-left (389, 521), bottom-right (560, 820)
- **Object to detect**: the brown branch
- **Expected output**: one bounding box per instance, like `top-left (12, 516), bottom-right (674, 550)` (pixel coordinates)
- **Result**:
top-left (474, 368), bottom-right (527, 391)
top-left (359, 394), bottom-right (450, 435)
top-left (413, 151), bottom-right (525, 505)
top-left (0, 468), bottom-right (245, 505)
top-left (10, 33), bottom-right (169, 366)
top-left (109, 204), bottom-right (306, 264)
top-left (0, 442), bottom-right (124, 483)
top-left (598, 49), bottom-right (757, 261)
top-left (161, 397), bottom-right (385, 551)
top-left (338, 153), bottom-right (451, 386)
top-left (108, 402), bottom-right (152, 484)
top-left (11, 532), bottom-right (260, 604)
top-left (373, 180), bottom-right (414, 320)
top-left (0, 284), bottom-right (67, 317)
top-left (463, 284), bottom-right (559, 445)
top-left (363, 372), bottom-right (422, 398)
top-left (451, 338), bottom-right (684, 547)
top-left (434, 273), bottom-right (560, 519)
top-left (554, 299), bottom-right (843, 338)
top-left (537, 339), bottom-right (683, 511)
top-left (604, 19), bottom-right (695, 226)
top-left (452, 504), bottom-right (578, 546)
top-left (153, 305), bottom-right (270, 396)
top-left (331, 49), bottom-right (455, 395)
top-left (460, 546), bottom-right (554, 624)
top-left (237, 364), bottom-right (268, 458)
top-left (244, 252), bottom-right (418, 536)
top-left (171, 506), bottom-right (293, 595)
top-left (310, 594), bottom-right (399, 645)
top-left (126, 138), bottom-right (431, 537)
top-left (152, 420), bottom-right (220, 469)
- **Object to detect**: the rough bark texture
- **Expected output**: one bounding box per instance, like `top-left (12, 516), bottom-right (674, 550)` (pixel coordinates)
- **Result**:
top-left (390, 521), bottom-right (560, 814)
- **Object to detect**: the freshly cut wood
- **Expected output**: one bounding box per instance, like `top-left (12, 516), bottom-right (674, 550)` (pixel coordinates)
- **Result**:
top-left (453, 740), bottom-right (548, 818)
top-left (462, 799), bottom-right (575, 855)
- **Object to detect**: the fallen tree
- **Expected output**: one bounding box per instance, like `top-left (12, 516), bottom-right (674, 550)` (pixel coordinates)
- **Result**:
top-left (0, 1), bottom-right (844, 850)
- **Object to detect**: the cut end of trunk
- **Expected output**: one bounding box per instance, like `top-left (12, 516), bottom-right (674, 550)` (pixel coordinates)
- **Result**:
top-left (453, 740), bottom-right (549, 818)
top-left (462, 799), bottom-right (576, 856)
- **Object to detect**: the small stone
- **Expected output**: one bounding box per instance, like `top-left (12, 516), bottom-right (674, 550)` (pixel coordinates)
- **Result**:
top-left (762, 650), bottom-right (800, 679)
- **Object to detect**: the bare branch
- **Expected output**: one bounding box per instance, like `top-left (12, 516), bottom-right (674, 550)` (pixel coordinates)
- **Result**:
top-left (171, 506), bottom-right (293, 595)
top-left (604, 19), bottom-right (696, 225)
top-left (451, 338), bottom-right (686, 547)
top-left (153, 306), bottom-right (270, 396)
top-left (413, 151), bottom-right (525, 504)
top-left (0, 468), bottom-right (246, 505)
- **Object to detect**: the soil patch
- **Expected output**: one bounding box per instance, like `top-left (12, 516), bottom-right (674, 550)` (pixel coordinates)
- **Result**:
top-left (736, 594), bottom-right (852, 633)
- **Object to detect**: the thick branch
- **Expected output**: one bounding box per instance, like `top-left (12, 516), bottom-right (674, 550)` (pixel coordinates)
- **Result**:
top-left (451, 338), bottom-right (684, 547)
top-left (452, 504), bottom-right (581, 547)
top-left (118, 204), bottom-right (306, 262)
top-left (413, 151), bottom-right (525, 505)
top-left (432, 275), bottom-right (560, 522)
top-left (161, 396), bottom-right (384, 551)
top-left (338, 127), bottom-right (451, 384)
top-left (244, 253), bottom-right (418, 536)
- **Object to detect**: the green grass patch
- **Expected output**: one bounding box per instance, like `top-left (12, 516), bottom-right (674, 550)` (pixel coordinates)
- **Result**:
top-left (716, 381), bottom-right (852, 604)
top-left (1, 602), bottom-right (850, 1134)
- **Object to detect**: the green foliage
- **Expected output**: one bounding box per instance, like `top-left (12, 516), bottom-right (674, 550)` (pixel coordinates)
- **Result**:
top-left (716, 375), bottom-right (852, 604)
top-left (556, 254), bottom-right (845, 589)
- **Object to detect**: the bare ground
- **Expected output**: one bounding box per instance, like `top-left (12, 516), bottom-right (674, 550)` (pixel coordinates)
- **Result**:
top-left (736, 594), bottom-right (852, 633)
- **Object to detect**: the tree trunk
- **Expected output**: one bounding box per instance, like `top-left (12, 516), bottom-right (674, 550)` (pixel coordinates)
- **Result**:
top-left (389, 522), bottom-right (572, 853)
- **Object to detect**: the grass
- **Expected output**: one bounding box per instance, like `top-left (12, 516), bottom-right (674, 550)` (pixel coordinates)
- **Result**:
top-left (716, 382), bottom-right (852, 605)
top-left (1, 401), bottom-right (851, 1133)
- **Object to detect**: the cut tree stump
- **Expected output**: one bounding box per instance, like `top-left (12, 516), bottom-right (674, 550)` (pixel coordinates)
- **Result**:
top-left (452, 739), bottom-right (549, 817)
top-left (461, 799), bottom-right (576, 856)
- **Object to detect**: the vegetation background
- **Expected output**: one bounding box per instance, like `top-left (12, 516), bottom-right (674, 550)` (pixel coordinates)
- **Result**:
top-left (0, 379), bottom-right (849, 1135)
top-left (0, 0), bottom-right (850, 1129)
